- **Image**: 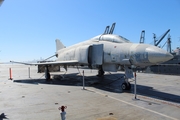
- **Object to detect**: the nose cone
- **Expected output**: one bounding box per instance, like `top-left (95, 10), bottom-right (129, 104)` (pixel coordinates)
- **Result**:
top-left (146, 46), bottom-right (173, 64)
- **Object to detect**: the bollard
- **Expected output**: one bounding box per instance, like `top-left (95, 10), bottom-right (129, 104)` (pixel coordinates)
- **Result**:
top-left (9, 68), bottom-right (13, 80)
top-left (58, 106), bottom-right (67, 120)
top-left (134, 72), bottom-right (137, 99)
top-left (82, 70), bottom-right (85, 90)
top-left (28, 67), bottom-right (30, 78)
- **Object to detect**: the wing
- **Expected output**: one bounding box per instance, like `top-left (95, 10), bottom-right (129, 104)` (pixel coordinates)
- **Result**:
top-left (10, 60), bottom-right (79, 66)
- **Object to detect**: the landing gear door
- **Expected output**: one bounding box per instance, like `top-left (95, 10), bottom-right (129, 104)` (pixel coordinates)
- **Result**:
top-left (89, 44), bottom-right (103, 66)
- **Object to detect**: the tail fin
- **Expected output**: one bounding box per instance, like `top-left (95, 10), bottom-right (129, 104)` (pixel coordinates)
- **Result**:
top-left (55, 39), bottom-right (65, 51)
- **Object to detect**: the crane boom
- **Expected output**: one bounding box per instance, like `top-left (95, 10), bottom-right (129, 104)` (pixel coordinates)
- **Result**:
top-left (109, 23), bottom-right (116, 34)
top-left (103, 26), bottom-right (110, 34)
top-left (155, 29), bottom-right (170, 46)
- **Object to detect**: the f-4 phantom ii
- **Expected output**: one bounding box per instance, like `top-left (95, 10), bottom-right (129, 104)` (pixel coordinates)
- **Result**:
top-left (10, 23), bottom-right (173, 90)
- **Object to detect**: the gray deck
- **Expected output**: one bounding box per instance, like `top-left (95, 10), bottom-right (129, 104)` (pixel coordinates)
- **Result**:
top-left (0, 64), bottom-right (180, 120)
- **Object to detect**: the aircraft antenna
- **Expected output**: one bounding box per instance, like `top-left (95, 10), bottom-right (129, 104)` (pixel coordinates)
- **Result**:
top-left (109, 23), bottom-right (116, 34)
top-left (139, 30), bottom-right (145, 44)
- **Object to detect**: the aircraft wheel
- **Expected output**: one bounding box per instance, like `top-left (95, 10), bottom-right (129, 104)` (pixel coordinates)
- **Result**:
top-left (121, 82), bottom-right (131, 90)
top-left (97, 69), bottom-right (104, 77)
top-left (45, 72), bottom-right (50, 80)
top-left (101, 70), bottom-right (104, 76)
top-left (127, 82), bottom-right (131, 90)
top-left (121, 83), bottom-right (128, 90)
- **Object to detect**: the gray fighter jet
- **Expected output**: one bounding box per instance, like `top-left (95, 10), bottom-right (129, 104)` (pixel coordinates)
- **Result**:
top-left (11, 23), bottom-right (173, 90)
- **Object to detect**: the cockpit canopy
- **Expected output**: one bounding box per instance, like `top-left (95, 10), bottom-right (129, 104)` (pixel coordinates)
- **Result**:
top-left (92, 34), bottom-right (131, 43)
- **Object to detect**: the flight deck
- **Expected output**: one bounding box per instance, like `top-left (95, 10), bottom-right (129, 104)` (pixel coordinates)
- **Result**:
top-left (0, 64), bottom-right (180, 120)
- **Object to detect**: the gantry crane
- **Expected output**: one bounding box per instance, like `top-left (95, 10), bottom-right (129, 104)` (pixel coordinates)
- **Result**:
top-left (103, 23), bottom-right (116, 34)
top-left (139, 30), bottom-right (145, 44)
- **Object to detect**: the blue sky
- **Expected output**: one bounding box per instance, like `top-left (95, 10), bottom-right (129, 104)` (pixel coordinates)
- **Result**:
top-left (0, 0), bottom-right (180, 62)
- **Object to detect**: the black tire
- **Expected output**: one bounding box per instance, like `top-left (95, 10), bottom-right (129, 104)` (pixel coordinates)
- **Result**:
top-left (45, 72), bottom-right (50, 80)
top-left (121, 82), bottom-right (131, 90)
top-left (97, 70), bottom-right (104, 77)
top-left (127, 82), bottom-right (131, 90)
top-left (121, 83), bottom-right (127, 90)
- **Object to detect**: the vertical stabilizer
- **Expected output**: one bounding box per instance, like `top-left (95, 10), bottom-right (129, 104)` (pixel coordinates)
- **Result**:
top-left (55, 39), bottom-right (65, 51)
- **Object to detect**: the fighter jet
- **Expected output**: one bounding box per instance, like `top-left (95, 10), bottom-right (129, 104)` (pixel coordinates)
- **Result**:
top-left (10, 23), bottom-right (173, 90)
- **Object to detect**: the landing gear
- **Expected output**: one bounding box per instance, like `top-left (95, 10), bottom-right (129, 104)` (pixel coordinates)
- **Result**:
top-left (121, 82), bottom-right (131, 90)
top-left (121, 66), bottom-right (133, 90)
top-left (45, 66), bottom-right (51, 80)
top-left (97, 65), bottom-right (104, 77)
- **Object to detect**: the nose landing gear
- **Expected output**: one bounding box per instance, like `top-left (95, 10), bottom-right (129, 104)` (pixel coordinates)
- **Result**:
top-left (121, 81), bottom-right (131, 90)
top-left (121, 66), bottom-right (133, 90)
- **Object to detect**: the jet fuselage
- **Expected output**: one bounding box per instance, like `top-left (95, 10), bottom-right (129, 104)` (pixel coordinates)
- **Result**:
top-left (56, 34), bottom-right (173, 72)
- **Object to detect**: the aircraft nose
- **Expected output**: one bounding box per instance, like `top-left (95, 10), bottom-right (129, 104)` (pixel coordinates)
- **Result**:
top-left (146, 46), bottom-right (173, 64)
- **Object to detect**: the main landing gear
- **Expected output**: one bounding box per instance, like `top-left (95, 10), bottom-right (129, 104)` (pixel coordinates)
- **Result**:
top-left (97, 65), bottom-right (104, 77)
top-left (121, 78), bottom-right (131, 90)
top-left (45, 66), bottom-right (51, 80)
top-left (96, 65), bottom-right (132, 91)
